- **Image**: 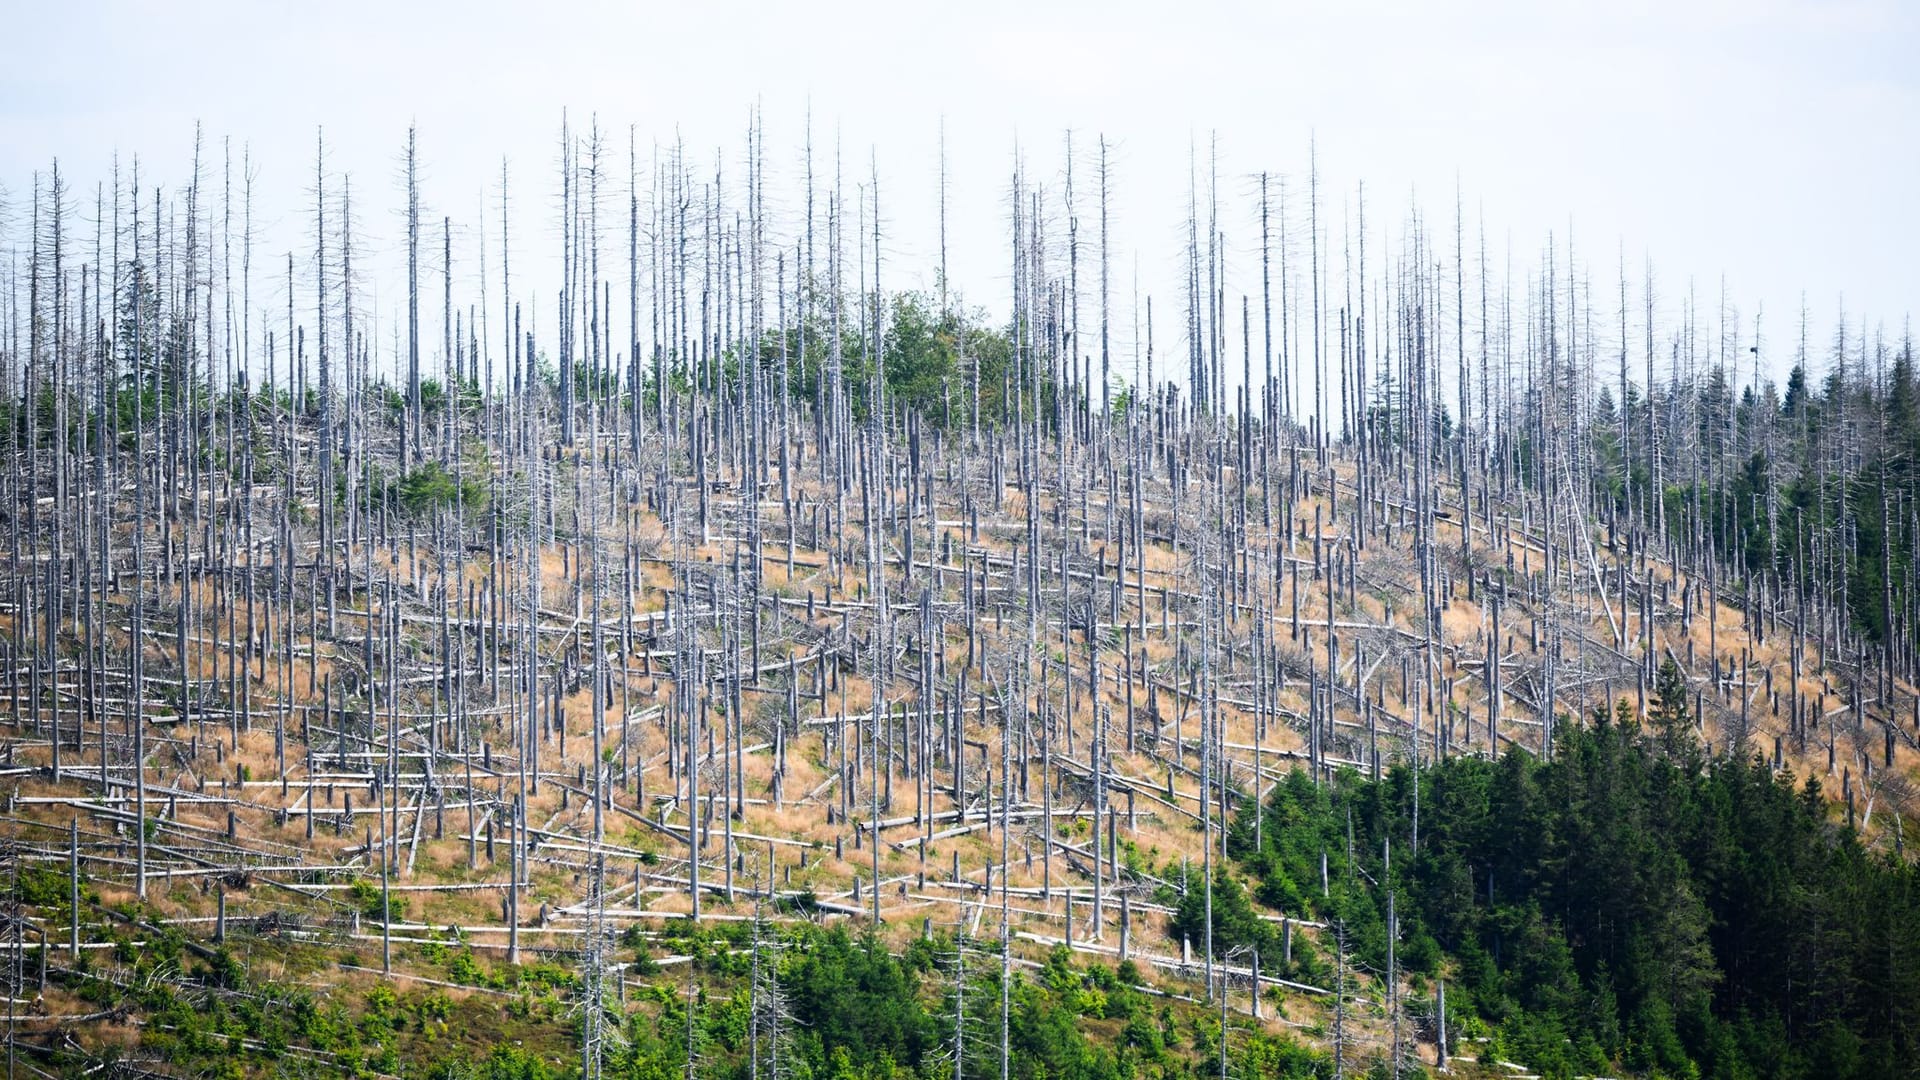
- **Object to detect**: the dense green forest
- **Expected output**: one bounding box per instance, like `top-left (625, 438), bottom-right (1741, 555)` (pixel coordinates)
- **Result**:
top-left (1213, 661), bottom-right (1920, 1080)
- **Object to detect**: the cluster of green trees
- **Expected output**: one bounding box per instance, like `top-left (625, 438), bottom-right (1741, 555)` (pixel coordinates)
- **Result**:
top-left (340, 458), bottom-right (487, 519)
top-left (1589, 340), bottom-right (1920, 653)
top-left (1219, 665), bottom-right (1920, 1079)
top-left (732, 288), bottom-right (1035, 429)
top-left (31, 898), bottom-right (1332, 1080)
top-left (600, 921), bottom-right (1324, 1080)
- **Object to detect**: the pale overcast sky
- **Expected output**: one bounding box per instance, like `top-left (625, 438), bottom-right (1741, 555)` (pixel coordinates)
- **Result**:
top-left (3, 0), bottom-right (1914, 386)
